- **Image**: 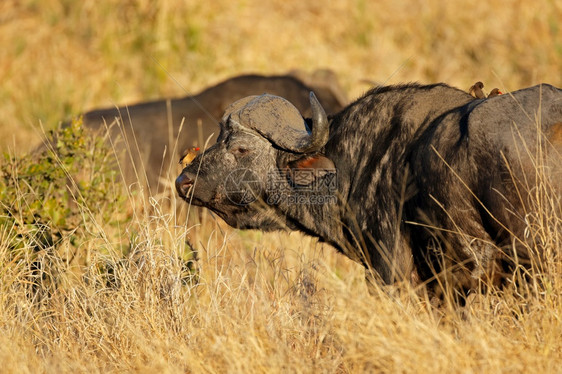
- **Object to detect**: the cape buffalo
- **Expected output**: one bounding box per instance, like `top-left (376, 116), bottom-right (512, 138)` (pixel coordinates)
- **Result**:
top-left (175, 83), bottom-right (562, 295)
top-left (79, 71), bottom-right (347, 189)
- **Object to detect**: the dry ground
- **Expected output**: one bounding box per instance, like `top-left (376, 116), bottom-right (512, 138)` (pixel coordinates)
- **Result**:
top-left (1, 1), bottom-right (561, 373)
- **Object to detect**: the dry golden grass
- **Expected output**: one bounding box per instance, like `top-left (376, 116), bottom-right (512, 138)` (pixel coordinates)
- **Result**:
top-left (1, 0), bottom-right (562, 372)
top-left (1, 188), bottom-right (560, 373)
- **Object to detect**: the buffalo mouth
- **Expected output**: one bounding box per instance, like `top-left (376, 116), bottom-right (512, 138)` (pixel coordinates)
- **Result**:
top-left (175, 185), bottom-right (215, 209)
top-left (179, 193), bottom-right (205, 207)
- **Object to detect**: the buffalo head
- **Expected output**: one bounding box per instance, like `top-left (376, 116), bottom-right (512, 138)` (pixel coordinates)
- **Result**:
top-left (175, 92), bottom-right (337, 231)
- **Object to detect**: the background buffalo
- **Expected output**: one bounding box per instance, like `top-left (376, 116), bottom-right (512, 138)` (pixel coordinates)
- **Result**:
top-left (77, 71), bottom-right (347, 190)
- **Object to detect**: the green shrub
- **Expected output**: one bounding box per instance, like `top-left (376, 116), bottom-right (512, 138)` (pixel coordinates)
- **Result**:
top-left (0, 118), bottom-right (128, 297)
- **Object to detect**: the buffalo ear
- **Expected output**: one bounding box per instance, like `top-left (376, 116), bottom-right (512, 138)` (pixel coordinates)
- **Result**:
top-left (285, 154), bottom-right (336, 186)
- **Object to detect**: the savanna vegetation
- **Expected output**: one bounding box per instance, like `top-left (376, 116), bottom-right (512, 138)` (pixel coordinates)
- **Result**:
top-left (0, 1), bottom-right (561, 372)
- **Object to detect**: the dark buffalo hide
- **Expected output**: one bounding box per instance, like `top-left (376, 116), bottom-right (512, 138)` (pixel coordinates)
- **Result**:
top-left (176, 82), bottom-right (562, 295)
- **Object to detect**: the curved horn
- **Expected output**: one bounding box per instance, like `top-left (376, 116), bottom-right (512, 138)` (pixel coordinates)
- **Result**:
top-left (225, 93), bottom-right (330, 154)
top-left (302, 91), bottom-right (330, 152)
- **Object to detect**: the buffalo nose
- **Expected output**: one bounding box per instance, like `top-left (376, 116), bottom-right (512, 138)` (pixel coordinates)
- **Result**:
top-left (175, 174), bottom-right (194, 198)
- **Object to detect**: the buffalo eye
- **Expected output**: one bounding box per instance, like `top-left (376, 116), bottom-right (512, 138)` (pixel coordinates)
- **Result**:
top-left (231, 147), bottom-right (250, 156)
